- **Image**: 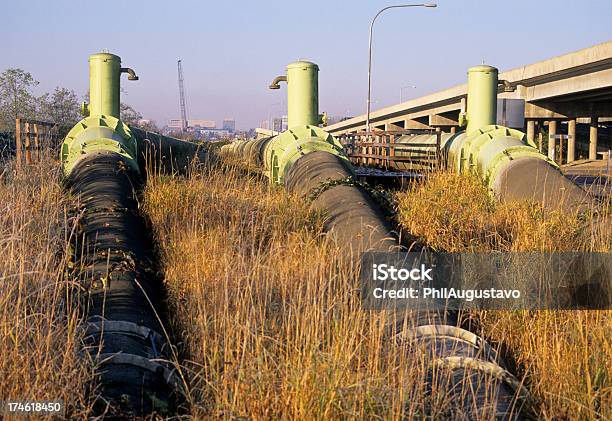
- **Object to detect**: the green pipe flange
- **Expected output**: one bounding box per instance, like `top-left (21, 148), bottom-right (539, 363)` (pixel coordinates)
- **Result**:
top-left (219, 142), bottom-right (235, 155)
top-left (61, 114), bottom-right (138, 177)
top-left (446, 124), bottom-right (557, 191)
top-left (264, 125), bottom-right (350, 184)
top-left (485, 145), bottom-right (555, 190)
top-left (449, 125), bottom-right (544, 172)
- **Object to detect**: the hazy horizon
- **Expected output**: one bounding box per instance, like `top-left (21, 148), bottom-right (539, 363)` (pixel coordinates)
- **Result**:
top-left (2, 0), bottom-right (610, 130)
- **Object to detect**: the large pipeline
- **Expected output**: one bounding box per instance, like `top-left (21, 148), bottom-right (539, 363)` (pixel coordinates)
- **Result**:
top-left (62, 53), bottom-right (185, 417)
top-left (220, 61), bottom-right (527, 418)
top-left (130, 126), bottom-right (208, 175)
top-left (379, 66), bottom-right (596, 213)
top-left (67, 152), bottom-right (182, 416)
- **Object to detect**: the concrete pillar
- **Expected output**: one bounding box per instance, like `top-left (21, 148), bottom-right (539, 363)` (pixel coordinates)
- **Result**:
top-left (589, 117), bottom-right (598, 160)
top-left (526, 120), bottom-right (535, 144)
top-left (567, 119), bottom-right (576, 163)
top-left (538, 129), bottom-right (543, 152)
top-left (548, 120), bottom-right (557, 161)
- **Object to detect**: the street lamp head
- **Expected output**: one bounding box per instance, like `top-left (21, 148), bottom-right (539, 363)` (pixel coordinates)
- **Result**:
top-left (366, 2), bottom-right (437, 132)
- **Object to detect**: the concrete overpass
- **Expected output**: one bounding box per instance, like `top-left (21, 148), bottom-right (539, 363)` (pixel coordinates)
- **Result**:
top-left (326, 41), bottom-right (612, 163)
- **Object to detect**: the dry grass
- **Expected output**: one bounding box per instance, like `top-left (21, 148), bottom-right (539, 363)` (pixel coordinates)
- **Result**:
top-left (0, 159), bottom-right (94, 418)
top-left (395, 171), bottom-right (610, 253)
top-left (396, 171), bottom-right (612, 419)
top-left (144, 164), bottom-right (502, 419)
top-left (3, 155), bottom-right (609, 419)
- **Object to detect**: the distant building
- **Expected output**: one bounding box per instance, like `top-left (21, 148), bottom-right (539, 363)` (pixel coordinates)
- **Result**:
top-left (167, 119), bottom-right (185, 129)
top-left (200, 128), bottom-right (230, 139)
top-left (272, 118), bottom-right (283, 133)
top-left (259, 116), bottom-right (287, 133)
top-left (222, 118), bottom-right (236, 132)
top-left (167, 119), bottom-right (215, 129)
top-left (188, 119), bottom-right (216, 128)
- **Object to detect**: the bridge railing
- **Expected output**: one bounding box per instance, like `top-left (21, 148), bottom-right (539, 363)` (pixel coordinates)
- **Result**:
top-left (337, 129), bottom-right (442, 171)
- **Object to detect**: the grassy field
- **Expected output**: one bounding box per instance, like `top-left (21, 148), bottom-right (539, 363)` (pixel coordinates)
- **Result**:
top-left (396, 171), bottom-right (611, 419)
top-left (0, 158), bottom-right (610, 419)
top-left (144, 164), bottom-right (437, 419)
top-left (0, 160), bottom-right (94, 417)
top-left (143, 164), bottom-right (610, 419)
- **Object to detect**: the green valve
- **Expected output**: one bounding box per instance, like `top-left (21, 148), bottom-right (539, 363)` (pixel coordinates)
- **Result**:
top-left (287, 61), bottom-right (319, 128)
top-left (270, 61), bottom-right (320, 129)
top-left (261, 60), bottom-right (352, 184)
top-left (466, 65), bottom-right (498, 135)
top-left (264, 125), bottom-right (350, 185)
top-left (61, 115), bottom-right (138, 177)
top-left (442, 64), bottom-right (558, 196)
top-left (61, 52), bottom-right (140, 177)
top-left (89, 53), bottom-right (122, 118)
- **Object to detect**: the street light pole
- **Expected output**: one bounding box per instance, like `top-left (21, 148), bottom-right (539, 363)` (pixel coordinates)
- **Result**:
top-left (366, 3), bottom-right (436, 133)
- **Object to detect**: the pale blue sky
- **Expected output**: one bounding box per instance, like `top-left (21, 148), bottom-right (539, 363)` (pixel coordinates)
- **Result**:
top-left (2, 0), bottom-right (610, 129)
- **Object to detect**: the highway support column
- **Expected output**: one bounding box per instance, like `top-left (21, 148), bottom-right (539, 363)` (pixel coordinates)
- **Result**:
top-left (548, 120), bottom-right (557, 161)
top-left (567, 118), bottom-right (576, 163)
top-left (526, 120), bottom-right (535, 144)
top-left (590, 116), bottom-right (598, 160)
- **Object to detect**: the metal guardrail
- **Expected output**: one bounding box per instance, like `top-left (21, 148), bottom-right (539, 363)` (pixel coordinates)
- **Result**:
top-left (15, 118), bottom-right (60, 170)
top-left (338, 129), bottom-right (443, 170)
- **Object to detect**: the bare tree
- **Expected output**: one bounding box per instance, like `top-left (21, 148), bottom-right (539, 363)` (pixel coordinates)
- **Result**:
top-left (0, 68), bottom-right (39, 131)
top-left (120, 102), bottom-right (142, 126)
top-left (38, 87), bottom-right (81, 135)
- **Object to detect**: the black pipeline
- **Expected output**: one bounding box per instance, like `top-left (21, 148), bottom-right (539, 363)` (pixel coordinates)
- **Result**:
top-left (220, 57), bottom-right (529, 417)
top-left (222, 134), bottom-right (528, 418)
top-left (286, 151), bottom-right (526, 419)
top-left (66, 152), bottom-right (183, 416)
top-left (61, 52), bottom-right (189, 417)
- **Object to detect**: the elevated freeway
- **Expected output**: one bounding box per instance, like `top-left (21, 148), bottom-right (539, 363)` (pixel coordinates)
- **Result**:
top-left (327, 41), bottom-right (612, 163)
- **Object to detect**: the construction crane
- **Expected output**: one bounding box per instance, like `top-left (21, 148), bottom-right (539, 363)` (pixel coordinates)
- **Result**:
top-left (177, 59), bottom-right (188, 132)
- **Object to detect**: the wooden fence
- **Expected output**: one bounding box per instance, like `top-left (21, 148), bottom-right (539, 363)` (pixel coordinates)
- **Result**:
top-left (338, 129), bottom-right (442, 170)
top-left (15, 118), bottom-right (60, 170)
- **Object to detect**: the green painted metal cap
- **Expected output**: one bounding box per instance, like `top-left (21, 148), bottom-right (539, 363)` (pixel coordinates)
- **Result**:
top-left (287, 61), bottom-right (319, 70)
top-left (468, 65), bottom-right (498, 74)
top-left (89, 52), bottom-right (121, 62)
